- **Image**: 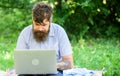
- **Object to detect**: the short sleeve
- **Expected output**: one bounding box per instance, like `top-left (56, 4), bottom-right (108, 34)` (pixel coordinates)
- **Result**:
top-left (16, 26), bottom-right (31, 49)
top-left (58, 26), bottom-right (72, 56)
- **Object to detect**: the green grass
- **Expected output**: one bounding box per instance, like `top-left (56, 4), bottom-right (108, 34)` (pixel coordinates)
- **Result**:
top-left (72, 38), bottom-right (120, 76)
top-left (0, 35), bottom-right (17, 70)
top-left (0, 36), bottom-right (120, 76)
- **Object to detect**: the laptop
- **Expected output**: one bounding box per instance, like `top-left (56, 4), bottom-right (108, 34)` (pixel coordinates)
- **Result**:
top-left (14, 49), bottom-right (57, 74)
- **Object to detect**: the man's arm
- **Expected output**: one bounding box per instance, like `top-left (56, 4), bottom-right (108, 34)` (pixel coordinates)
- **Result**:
top-left (57, 54), bottom-right (73, 70)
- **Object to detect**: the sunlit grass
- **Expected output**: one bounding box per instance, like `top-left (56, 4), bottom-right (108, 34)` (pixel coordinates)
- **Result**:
top-left (0, 37), bottom-right (16, 70)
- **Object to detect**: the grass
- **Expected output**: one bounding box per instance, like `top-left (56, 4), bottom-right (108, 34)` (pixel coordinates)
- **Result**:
top-left (0, 34), bottom-right (17, 70)
top-left (72, 38), bottom-right (120, 76)
top-left (0, 35), bottom-right (120, 76)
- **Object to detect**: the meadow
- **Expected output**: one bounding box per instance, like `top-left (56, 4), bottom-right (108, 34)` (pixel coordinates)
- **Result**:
top-left (0, 1), bottom-right (120, 76)
top-left (0, 35), bottom-right (120, 76)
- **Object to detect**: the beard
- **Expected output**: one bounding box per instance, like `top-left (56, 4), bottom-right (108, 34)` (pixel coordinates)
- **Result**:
top-left (33, 28), bottom-right (49, 42)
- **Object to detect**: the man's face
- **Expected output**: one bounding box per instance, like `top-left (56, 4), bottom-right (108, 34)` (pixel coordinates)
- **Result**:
top-left (33, 19), bottom-right (50, 42)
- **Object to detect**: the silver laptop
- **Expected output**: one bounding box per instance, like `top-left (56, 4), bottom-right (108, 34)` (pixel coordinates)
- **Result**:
top-left (14, 49), bottom-right (57, 74)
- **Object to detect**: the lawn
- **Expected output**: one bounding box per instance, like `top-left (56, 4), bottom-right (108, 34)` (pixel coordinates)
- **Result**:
top-left (0, 36), bottom-right (120, 76)
top-left (72, 38), bottom-right (120, 76)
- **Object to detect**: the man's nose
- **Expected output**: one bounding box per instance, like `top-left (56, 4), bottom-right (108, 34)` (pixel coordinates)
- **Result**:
top-left (38, 26), bottom-right (44, 31)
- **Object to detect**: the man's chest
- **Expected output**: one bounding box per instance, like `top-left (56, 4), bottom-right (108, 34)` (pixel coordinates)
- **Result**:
top-left (28, 37), bottom-right (59, 51)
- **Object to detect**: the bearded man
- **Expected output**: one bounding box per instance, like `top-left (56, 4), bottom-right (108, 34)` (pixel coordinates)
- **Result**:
top-left (16, 2), bottom-right (73, 76)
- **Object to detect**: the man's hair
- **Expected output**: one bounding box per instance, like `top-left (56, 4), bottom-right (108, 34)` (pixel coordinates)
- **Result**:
top-left (32, 2), bottom-right (52, 23)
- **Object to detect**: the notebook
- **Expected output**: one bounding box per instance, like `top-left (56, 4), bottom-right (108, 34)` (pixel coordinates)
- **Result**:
top-left (14, 49), bottom-right (57, 74)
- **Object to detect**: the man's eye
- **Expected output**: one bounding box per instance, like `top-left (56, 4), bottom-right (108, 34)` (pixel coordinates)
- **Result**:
top-left (36, 23), bottom-right (39, 26)
top-left (42, 23), bottom-right (46, 26)
top-left (43, 24), bottom-right (46, 26)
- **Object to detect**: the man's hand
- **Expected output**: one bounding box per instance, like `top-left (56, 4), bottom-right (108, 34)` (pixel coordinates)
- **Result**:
top-left (57, 60), bottom-right (71, 70)
top-left (57, 54), bottom-right (73, 70)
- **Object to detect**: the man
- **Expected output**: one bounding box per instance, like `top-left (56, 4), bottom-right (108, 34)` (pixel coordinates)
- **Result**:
top-left (16, 2), bottom-right (73, 76)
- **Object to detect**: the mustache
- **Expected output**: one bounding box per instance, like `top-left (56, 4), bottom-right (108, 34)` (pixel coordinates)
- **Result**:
top-left (35, 32), bottom-right (46, 36)
top-left (34, 30), bottom-right (47, 35)
top-left (34, 30), bottom-right (45, 33)
top-left (33, 30), bottom-right (49, 42)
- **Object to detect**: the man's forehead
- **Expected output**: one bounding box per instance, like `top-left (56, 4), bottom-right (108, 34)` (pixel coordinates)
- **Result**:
top-left (33, 19), bottom-right (49, 24)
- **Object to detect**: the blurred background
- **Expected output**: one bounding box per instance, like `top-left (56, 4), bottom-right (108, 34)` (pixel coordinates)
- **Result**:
top-left (0, 0), bottom-right (120, 76)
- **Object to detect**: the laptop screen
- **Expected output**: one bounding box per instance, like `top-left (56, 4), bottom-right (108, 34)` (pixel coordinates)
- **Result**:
top-left (14, 49), bottom-right (57, 74)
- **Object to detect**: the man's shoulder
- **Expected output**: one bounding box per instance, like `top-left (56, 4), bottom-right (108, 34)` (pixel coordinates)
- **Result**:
top-left (50, 23), bottom-right (67, 38)
top-left (19, 25), bottom-right (32, 37)
top-left (51, 23), bottom-right (64, 31)
top-left (21, 25), bottom-right (32, 33)
top-left (23, 25), bottom-right (32, 31)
